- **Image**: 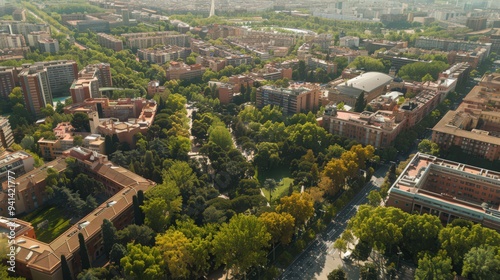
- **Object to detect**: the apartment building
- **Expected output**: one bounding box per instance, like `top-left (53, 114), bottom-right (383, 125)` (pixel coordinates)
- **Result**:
top-left (41, 60), bottom-right (78, 97)
top-left (432, 73), bottom-right (500, 161)
top-left (368, 91), bottom-right (403, 111)
top-left (166, 61), bottom-right (205, 81)
top-left (123, 31), bottom-right (189, 49)
top-left (465, 17), bottom-right (487, 31)
top-left (66, 19), bottom-right (110, 32)
top-left (326, 72), bottom-right (393, 107)
top-left (249, 65), bottom-right (292, 81)
top-left (225, 55), bottom-right (253, 67)
top-left (12, 9), bottom-right (26, 22)
top-left (27, 31), bottom-right (51, 47)
top-left (70, 63), bottom-right (112, 104)
top-left (79, 63), bottom-right (113, 88)
top-left (38, 122), bottom-right (105, 160)
top-left (0, 147), bottom-right (156, 280)
top-left (65, 98), bottom-right (155, 121)
top-left (0, 151), bottom-right (34, 183)
top-left (0, 66), bottom-right (18, 98)
top-left (0, 33), bottom-right (26, 49)
top-left (322, 106), bottom-right (406, 149)
top-left (339, 36), bottom-right (360, 48)
top-left (400, 89), bottom-right (443, 128)
top-left (415, 37), bottom-right (492, 57)
top-left (137, 46), bottom-right (191, 64)
top-left (70, 77), bottom-right (100, 104)
top-left (96, 33), bottom-right (123, 52)
top-left (447, 48), bottom-right (488, 69)
top-left (0, 21), bottom-right (51, 39)
top-left (18, 65), bottom-right (52, 118)
top-left (38, 38), bottom-right (59, 54)
top-left (256, 83), bottom-right (321, 115)
top-left (0, 117), bottom-right (14, 151)
top-left (387, 153), bottom-right (500, 231)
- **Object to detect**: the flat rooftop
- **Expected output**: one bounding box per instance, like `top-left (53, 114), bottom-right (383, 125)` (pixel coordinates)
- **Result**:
top-left (392, 153), bottom-right (500, 209)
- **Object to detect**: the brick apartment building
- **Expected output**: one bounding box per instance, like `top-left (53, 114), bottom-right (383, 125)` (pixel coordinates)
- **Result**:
top-left (0, 66), bottom-right (19, 98)
top-left (432, 73), bottom-right (500, 161)
top-left (322, 106), bottom-right (406, 149)
top-left (96, 33), bottom-right (123, 52)
top-left (0, 147), bottom-right (156, 280)
top-left (137, 46), bottom-right (191, 64)
top-left (387, 153), bottom-right (500, 231)
top-left (256, 83), bottom-right (321, 115)
top-left (166, 61), bottom-right (205, 81)
top-left (0, 150), bottom-right (34, 183)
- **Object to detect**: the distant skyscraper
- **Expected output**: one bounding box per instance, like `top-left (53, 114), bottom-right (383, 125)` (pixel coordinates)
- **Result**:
top-left (209, 0), bottom-right (215, 17)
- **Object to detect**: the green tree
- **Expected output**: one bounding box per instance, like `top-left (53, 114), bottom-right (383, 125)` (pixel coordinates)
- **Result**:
top-left (73, 135), bottom-right (83, 147)
top-left (354, 92), bottom-right (366, 112)
top-left (418, 139), bottom-right (440, 156)
top-left (422, 73), bottom-right (434, 83)
top-left (121, 243), bottom-right (164, 280)
top-left (402, 214), bottom-right (443, 260)
top-left (71, 112), bottom-right (90, 132)
top-left (212, 214), bottom-right (271, 278)
top-left (141, 197), bottom-right (170, 232)
top-left (276, 192), bottom-right (314, 228)
top-left (78, 233), bottom-right (91, 270)
top-left (367, 190), bottom-right (382, 206)
top-left (254, 142), bottom-right (281, 171)
top-left (348, 56), bottom-right (385, 72)
top-left (101, 219), bottom-right (117, 257)
top-left (61, 255), bottom-right (73, 280)
top-left (415, 251), bottom-right (453, 280)
top-left (133, 195), bottom-right (144, 225)
top-left (117, 224), bottom-right (156, 246)
top-left (328, 268), bottom-right (346, 280)
top-left (258, 211), bottom-right (295, 245)
top-left (349, 206), bottom-right (407, 253)
top-left (462, 246), bottom-right (500, 280)
top-left (263, 178), bottom-right (277, 204)
top-left (155, 230), bottom-right (193, 279)
top-left (208, 124), bottom-right (233, 150)
top-left (109, 243), bottom-right (127, 265)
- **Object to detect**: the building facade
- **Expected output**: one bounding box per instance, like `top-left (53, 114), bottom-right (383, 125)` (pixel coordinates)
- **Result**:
top-left (166, 61), bottom-right (205, 81)
top-left (0, 150), bottom-right (34, 183)
top-left (387, 153), bottom-right (500, 231)
top-left (432, 73), bottom-right (500, 161)
top-left (18, 65), bottom-right (52, 117)
top-left (96, 33), bottom-right (123, 52)
top-left (38, 38), bottom-right (59, 54)
top-left (256, 84), bottom-right (321, 115)
top-left (0, 117), bottom-right (14, 151)
top-left (0, 147), bottom-right (156, 280)
top-left (0, 66), bottom-right (18, 98)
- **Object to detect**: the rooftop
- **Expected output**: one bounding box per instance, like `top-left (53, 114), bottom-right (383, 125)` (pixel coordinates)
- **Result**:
top-left (391, 152), bottom-right (500, 214)
top-left (335, 72), bottom-right (393, 96)
top-left (9, 147), bottom-right (155, 274)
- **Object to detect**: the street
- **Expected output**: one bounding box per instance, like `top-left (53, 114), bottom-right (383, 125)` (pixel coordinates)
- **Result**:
top-left (279, 164), bottom-right (389, 280)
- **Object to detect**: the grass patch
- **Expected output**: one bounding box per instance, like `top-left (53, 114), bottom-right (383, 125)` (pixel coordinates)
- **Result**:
top-left (20, 206), bottom-right (71, 243)
top-left (261, 177), bottom-right (294, 204)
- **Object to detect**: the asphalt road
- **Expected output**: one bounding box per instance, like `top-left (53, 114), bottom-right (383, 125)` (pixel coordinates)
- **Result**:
top-left (279, 164), bottom-right (389, 280)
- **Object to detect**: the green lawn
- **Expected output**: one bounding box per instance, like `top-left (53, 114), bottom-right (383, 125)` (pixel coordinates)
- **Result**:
top-left (20, 206), bottom-right (71, 243)
top-left (261, 177), bottom-right (294, 204)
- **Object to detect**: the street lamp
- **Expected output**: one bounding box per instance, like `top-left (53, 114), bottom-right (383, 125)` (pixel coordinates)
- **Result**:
top-left (396, 250), bottom-right (403, 271)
